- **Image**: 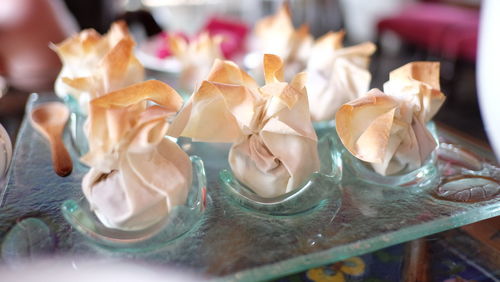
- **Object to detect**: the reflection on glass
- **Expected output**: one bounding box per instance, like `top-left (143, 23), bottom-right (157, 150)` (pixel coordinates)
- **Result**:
top-left (63, 95), bottom-right (88, 157)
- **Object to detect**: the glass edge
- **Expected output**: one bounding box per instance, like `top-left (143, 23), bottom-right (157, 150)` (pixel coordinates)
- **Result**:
top-left (219, 204), bottom-right (500, 282)
top-left (190, 155), bottom-right (207, 212)
top-left (0, 123), bottom-right (12, 192)
top-left (190, 155), bottom-right (206, 189)
top-left (0, 93), bottom-right (40, 206)
top-left (437, 124), bottom-right (496, 161)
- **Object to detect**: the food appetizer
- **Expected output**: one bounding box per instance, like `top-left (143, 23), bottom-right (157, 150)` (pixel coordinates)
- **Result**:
top-left (306, 31), bottom-right (376, 121)
top-left (336, 62), bottom-right (446, 175)
top-left (251, 4), bottom-right (313, 81)
top-left (52, 21), bottom-right (144, 114)
top-left (81, 80), bottom-right (192, 230)
top-left (169, 32), bottom-right (224, 93)
top-left (251, 4), bottom-right (376, 122)
top-left (169, 54), bottom-right (320, 198)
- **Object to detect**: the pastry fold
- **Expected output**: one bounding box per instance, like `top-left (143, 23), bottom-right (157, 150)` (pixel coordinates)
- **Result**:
top-left (170, 54), bottom-right (319, 198)
top-left (306, 31), bottom-right (376, 121)
top-left (81, 80), bottom-right (191, 230)
top-left (252, 4), bottom-right (313, 81)
top-left (336, 62), bottom-right (445, 175)
top-left (169, 32), bottom-right (223, 92)
top-left (52, 21), bottom-right (144, 113)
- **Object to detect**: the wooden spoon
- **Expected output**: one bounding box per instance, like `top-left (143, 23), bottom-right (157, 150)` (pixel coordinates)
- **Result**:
top-left (30, 102), bottom-right (72, 177)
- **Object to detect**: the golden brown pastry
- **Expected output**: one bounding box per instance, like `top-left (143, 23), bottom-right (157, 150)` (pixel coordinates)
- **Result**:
top-left (81, 80), bottom-right (191, 230)
top-left (251, 4), bottom-right (313, 81)
top-left (52, 21), bottom-right (144, 113)
top-left (169, 32), bottom-right (223, 92)
top-left (169, 54), bottom-right (319, 197)
top-left (336, 62), bottom-right (445, 175)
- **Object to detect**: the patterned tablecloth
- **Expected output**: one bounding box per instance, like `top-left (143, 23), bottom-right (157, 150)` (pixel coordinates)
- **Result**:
top-left (278, 217), bottom-right (499, 282)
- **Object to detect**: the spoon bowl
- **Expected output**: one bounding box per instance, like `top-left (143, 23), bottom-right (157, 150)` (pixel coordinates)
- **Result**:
top-left (30, 102), bottom-right (72, 177)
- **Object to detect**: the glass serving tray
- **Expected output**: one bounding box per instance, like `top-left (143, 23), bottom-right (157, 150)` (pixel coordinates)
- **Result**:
top-left (0, 93), bottom-right (498, 281)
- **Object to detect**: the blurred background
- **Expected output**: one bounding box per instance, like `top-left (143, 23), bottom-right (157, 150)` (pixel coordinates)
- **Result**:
top-left (0, 0), bottom-right (485, 145)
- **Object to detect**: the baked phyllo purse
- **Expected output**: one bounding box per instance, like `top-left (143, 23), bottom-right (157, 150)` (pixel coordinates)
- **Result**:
top-left (62, 81), bottom-right (207, 248)
top-left (52, 21), bottom-right (144, 114)
top-left (168, 32), bottom-right (224, 94)
top-left (52, 21), bottom-right (145, 156)
top-left (250, 3), bottom-right (313, 81)
top-left (336, 62), bottom-right (445, 187)
top-left (169, 55), bottom-right (341, 214)
top-left (305, 31), bottom-right (376, 122)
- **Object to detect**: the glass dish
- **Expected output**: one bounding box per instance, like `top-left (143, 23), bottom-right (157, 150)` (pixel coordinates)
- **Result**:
top-left (341, 122), bottom-right (440, 189)
top-left (219, 134), bottom-right (342, 215)
top-left (0, 93), bottom-right (498, 281)
top-left (61, 155), bottom-right (207, 251)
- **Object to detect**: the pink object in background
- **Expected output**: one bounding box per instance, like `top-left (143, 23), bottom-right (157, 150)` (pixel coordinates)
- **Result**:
top-left (377, 3), bottom-right (479, 62)
top-left (156, 31), bottom-right (189, 59)
top-left (155, 17), bottom-right (248, 60)
top-left (202, 17), bottom-right (248, 59)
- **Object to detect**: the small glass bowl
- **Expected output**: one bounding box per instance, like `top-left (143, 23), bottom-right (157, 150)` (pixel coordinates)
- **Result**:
top-left (61, 156), bottom-right (207, 251)
top-left (342, 122), bottom-right (440, 189)
top-left (219, 133), bottom-right (343, 215)
top-left (63, 95), bottom-right (88, 157)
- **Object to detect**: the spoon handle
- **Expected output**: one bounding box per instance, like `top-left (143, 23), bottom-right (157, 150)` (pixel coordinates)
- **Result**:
top-left (50, 134), bottom-right (72, 177)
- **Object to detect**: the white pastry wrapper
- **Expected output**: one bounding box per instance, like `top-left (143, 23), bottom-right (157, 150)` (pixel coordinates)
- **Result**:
top-left (306, 31), bottom-right (376, 121)
top-left (169, 54), bottom-right (320, 198)
top-left (81, 80), bottom-right (191, 231)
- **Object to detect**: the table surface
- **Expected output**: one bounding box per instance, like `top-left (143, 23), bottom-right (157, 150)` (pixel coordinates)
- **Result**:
top-left (275, 220), bottom-right (500, 282)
